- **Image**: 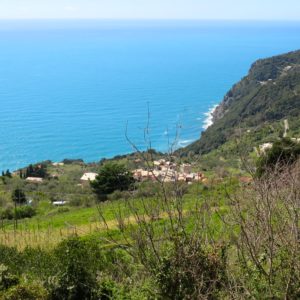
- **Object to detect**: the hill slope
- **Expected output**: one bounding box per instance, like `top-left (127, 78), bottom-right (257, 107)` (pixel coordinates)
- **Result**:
top-left (182, 50), bottom-right (300, 155)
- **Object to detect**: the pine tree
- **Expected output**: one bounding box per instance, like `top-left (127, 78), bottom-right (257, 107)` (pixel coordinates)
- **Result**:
top-left (12, 188), bottom-right (26, 206)
top-left (5, 170), bottom-right (12, 178)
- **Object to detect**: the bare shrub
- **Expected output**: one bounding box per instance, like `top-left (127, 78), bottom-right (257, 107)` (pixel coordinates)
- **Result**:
top-left (224, 161), bottom-right (300, 299)
top-left (96, 113), bottom-right (229, 299)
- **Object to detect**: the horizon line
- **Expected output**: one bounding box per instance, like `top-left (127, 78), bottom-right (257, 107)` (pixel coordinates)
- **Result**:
top-left (0, 18), bottom-right (300, 22)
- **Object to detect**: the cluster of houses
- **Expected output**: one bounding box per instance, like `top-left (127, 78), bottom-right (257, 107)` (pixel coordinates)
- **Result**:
top-left (78, 160), bottom-right (204, 185)
top-left (22, 159), bottom-right (205, 186)
top-left (133, 159), bottom-right (204, 183)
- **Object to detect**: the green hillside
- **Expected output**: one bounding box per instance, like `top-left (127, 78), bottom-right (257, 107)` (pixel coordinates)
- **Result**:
top-left (182, 50), bottom-right (300, 155)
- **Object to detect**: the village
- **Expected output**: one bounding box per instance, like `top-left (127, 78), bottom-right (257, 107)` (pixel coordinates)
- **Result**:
top-left (132, 159), bottom-right (204, 183)
top-left (20, 158), bottom-right (207, 186)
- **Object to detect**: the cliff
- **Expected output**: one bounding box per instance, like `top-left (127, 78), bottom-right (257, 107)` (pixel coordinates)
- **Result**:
top-left (181, 50), bottom-right (300, 155)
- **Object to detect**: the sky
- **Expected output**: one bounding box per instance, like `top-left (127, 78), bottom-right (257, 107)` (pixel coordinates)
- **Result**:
top-left (0, 0), bottom-right (299, 20)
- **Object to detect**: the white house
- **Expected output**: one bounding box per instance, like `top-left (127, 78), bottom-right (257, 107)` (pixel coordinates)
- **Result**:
top-left (52, 201), bottom-right (67, 206)
top-left (80, 172), bottom-right (98, 183)
top-left (52, 162), bottom-right (64, 167)
top-left (26, 177), bottom-right (44, 183)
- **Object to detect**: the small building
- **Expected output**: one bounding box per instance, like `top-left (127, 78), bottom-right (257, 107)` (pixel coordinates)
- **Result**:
top-left (133, 169), bottom-right (151, 181)
top-left (80, 172), bottom-right (98, 184)
top-left (52, 201), bottom-right (67, 206)
top-left (52, 162), bottom-right (64, 167)
top-left (153, 161), bottom-right (161, 167)
top-left (180, 164), bottom-right (192, 175)
top-left (185, 174), bottom-right (195, 183)
top-left (26, 177), bottom-right (44, 183)
top-left (193, 173), bottom-right (203, 182)
top-left (177, 174), bottom-right (186, 182)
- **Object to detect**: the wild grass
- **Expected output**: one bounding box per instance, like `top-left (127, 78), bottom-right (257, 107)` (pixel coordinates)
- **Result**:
top-left (0, 179), bottom-right (237, 249)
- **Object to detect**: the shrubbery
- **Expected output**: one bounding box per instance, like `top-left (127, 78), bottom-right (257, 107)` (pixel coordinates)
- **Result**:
top-left (1, 282), bottom-right (48, 300)
top-left (256, 137), bottom-right (300, 176)
top-left (0, 159), bottom-right (299, 299)
top-left (0, 206), bottom-right (36, 220)
top-left (155, 240), bottom-right (227, 299)
top-left (0, 265), bottom-right (19, 291)
top-left (49, 237), bottom-right (98, 300)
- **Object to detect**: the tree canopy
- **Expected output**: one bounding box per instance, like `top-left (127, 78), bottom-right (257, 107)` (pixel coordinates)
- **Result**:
top-left (90, 162), bottom-right (135, 200)
top-left (11, 188), bottom-right (27, 206)
top-left (256, 138), bottom-right (300, 176)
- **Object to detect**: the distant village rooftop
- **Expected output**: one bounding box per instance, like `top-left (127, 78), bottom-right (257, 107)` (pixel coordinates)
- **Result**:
top-left (25, 177), bottom-right (44, 183)
top-left (52, 162), bottom-right (64, 167)
top-left (80, 172), bottom-right (98, 182)
top-left (133, 159), bottom-right (204, 183)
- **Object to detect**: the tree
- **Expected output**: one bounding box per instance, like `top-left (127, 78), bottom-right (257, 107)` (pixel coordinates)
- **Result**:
top-left (90, 162), bottom-right (135, 201)
top-left (11, 188), bottom-right (26, 230)
top-left (12, 189), bottom-right (27, 206)
top-left (256, 138), bottom-right (300, 176)
top-left (5, 170), bottom-right (12, 178)
top-left (25, 163), bottom-right (47, 179)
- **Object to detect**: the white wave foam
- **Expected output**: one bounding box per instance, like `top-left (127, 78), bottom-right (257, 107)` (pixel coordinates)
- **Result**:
top-left (202, 104), bottom-right (218, 130)
top-left (178, 139), bottom-right (193, 147)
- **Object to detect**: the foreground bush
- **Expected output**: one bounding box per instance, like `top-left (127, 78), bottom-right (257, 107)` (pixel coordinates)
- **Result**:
top-left (0, 162), bottom-right (299, 299)
top-left (0, 265), bottom-right (19, 291)
top-left (0, 206), bottom-right (36, 220)
top-left (228, 164), bottom-right (300, 298)
top-left (256, 137), bottom-right (300, 176)
top-left (155, 240), bottom-right (227, 299)
top-left (1, 282), bottom-right (48, 300)
top-left (49, 237), bottom-right (98, 300)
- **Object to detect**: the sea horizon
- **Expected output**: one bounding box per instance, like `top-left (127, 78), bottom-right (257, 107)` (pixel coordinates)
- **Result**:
top-left (1, 20), bottom-right (300, 171)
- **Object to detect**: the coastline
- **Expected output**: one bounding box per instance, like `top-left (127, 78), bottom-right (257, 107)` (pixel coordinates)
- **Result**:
top-left (202, 104), bottom-right (218, 130)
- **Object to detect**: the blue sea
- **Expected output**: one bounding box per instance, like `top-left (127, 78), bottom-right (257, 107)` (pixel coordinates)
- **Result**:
top-left (0, 20), bottom-right (300, 171)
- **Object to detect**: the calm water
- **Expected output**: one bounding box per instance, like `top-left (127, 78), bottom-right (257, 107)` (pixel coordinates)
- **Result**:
top-left (0, 20), bottom-right (300, 171)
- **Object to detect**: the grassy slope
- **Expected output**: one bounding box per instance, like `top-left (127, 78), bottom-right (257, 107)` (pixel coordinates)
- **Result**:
top-left (0, 179), bottom-right (238, 249)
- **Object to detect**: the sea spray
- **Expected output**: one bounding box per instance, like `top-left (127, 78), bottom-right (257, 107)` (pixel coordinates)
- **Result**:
top-left (202, 105), bottom-right (218, 130)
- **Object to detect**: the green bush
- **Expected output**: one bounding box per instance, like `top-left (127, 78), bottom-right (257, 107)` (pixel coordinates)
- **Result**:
top-left (49, 237), bottom-right (98, 300)
top-left (107, 190), bottom-right (131, 201)
top-left (256, 138), bottom-right (300, 176)
top-left (15, 206), bottom-right (36, 219)
top-left (155, 240), bottom-right (227, 299)
top-left (0, 206), bottom-right (36, 220)
top-left (56, 207), bottom-right (70, 214)
top-left (1, 282), bottom-right (48, 300)
top-left (135, 181), bottom-right (161, 198)
top-left (0, 265), bottom-right (19, 291)
top-left (12, 189), bottom-right (26, 206)
top-left (20, 248), bottom-right (57, 281)
top-left (0, 207), bottom-right (14, 220)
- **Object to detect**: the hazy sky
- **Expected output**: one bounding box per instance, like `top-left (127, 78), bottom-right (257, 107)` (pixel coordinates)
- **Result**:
top-left (0, 0), bottom-right (299, 20)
